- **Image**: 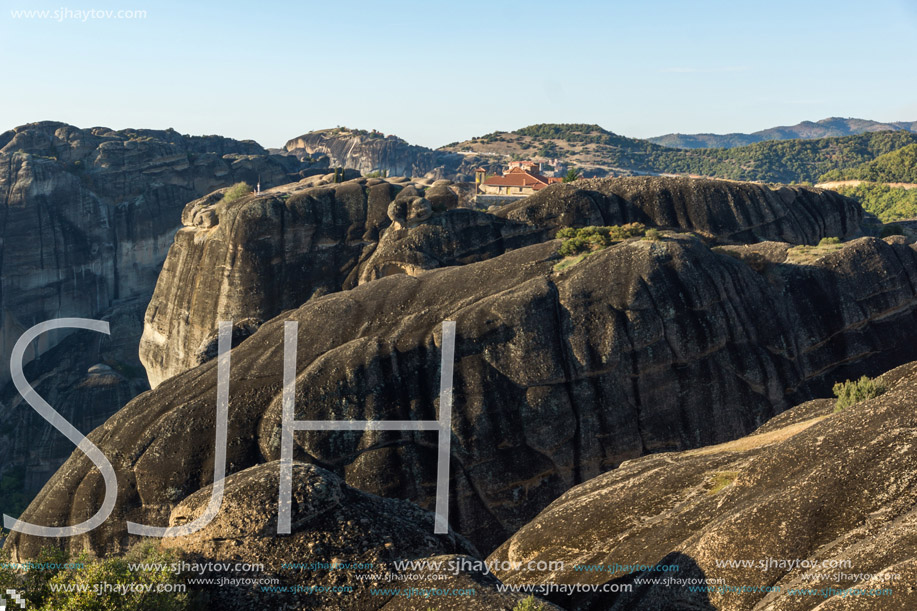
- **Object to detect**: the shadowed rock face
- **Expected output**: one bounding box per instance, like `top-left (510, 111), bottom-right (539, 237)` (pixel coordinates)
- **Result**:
top-left (496, 176), bottom-right (863, 245)
top-left (0, 122), bottom-right (308, 381)
top-left (12, 227), bottom-right (917, 558)
top-left (0, 297), bottom-right (149, 507)
top-left (141, 176), bottom-right (863, 388)
top-left (488, 361), bottom-right (917, 611)
top-left (0, 121), bottom-right (316, 516)
top-left (139, 177), bottom-right (489, 387)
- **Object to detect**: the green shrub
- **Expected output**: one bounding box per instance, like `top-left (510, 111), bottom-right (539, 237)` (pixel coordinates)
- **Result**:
top-left (644, 228), bottom-right (662, 241)
top-left (556, 224), bottom-right (648, 257)
top-left (221, 181), bottom-right (251, 204)
top-left (513, 595), bottom-right (546, 611)
top-left (0, 531), bottom-right (19, 592)
top-left (787, 239), bottom-right (846, 264)
top-left (833, 375), bottom-right (887, 412)
top-left (824, 143), bottom-right (917, 184)
top-left (707, 471), bottom-right (739, 494)
top-left (1, 541), bottom-right (194, 611)
top-left (19, 546), bottom-right (70, 607)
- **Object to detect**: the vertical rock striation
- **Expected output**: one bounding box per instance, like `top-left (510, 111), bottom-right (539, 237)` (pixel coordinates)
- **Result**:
top-left (13, 230), bottom-right (917, 557)
top-left (0, 121), bottom-right (314, 513)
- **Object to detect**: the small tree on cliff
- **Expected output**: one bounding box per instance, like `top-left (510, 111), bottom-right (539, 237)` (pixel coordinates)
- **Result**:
top-left (563, 167), bottom-right (580, 183)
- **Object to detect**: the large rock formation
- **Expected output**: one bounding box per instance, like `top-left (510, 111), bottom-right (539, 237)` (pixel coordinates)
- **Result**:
top-left (12, 222), bottom-right (917, 559)
top-left (140, 176), bottom-right (862, 388)
top-left (0, 121), bottom-right (309, 383)
top-left (489, 360), bottom-right (917, 610)
top-left (284, 128), bottom-right (482, 180)
top-left (496, 176), bottom-right (863, 245)
top-left (0, 122), bottom-right (314, 515)
top-left (0, 297), bottom-right (149, 509)
top-left (139, 176), bottom-right (516, 387)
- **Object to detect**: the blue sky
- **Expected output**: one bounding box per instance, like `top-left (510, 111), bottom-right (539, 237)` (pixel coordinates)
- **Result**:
top-left (1, 0), bottom-right (916, 148)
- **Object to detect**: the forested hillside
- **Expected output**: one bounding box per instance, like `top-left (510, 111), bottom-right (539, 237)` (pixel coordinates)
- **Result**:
top-left (442, 124), bottom-right (917, 184)
top-left (820, 143), bottom-right (917, 183)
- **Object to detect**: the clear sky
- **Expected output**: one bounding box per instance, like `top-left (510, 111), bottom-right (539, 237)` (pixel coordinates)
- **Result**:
top-left (1, 0), bottom-right (916, 148)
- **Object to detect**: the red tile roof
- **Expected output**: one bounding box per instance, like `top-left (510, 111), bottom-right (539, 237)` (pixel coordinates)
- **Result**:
top-left (482, 167), bottom-right (556, 190)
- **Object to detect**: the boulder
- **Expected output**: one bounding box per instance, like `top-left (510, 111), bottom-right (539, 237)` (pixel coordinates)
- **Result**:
top-left (158, 461), bottom-right (552, 610)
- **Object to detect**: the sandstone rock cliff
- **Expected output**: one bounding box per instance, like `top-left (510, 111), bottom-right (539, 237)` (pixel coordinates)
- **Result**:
top-left (489, 360), bottom-right (917, 610)
top-left (0, 121), bottom-right (314, 515)
top-left (139, 176), bottom-right (498, 387)
top-left (0, 121), bottom-right (308, 383)
top-left (284, 128), bottom-right (482, 180)
top-left (13, 226), bottom-right (917, 558)
top-left (496, 176), bottom-right (863, 245)
top-left (140, 176), bottom-right (865, 387)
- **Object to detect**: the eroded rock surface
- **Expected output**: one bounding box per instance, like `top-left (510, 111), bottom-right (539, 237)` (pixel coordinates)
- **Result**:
top-left (284, 128), bottom-right (477, 180)
top-left (13, 230), bottom-right (917, 559)
top-left (154, 461), bottom-right (555, 610)
top-left (139, 176), bottom-right (474, 387)
top-left (496, 176), bottom-right (863, 245)
top-left (0, 121), bottom-right (308, 381)
top-left (489, 361), bottom-right (917, 611)
top-left (0, 121), bottom-right (315, 514)
top-left (141, 176), bottom-right (862, 388)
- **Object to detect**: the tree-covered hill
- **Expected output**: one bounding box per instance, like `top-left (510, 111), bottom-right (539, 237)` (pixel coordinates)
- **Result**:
top-left (442, 124), bottom-right (917, 185)
top-left (820, 143), bottom-right (917, 184)
top-left (831, 183), bottom-right (917, 222)
top-left (650, 131), bottom-right (917, 183)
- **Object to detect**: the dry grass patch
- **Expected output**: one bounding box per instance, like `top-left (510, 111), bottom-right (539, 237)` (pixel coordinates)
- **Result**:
top-left (687, 416), bottom-right (827, 456)
top-left (786, 237), bottom-right (845, 264)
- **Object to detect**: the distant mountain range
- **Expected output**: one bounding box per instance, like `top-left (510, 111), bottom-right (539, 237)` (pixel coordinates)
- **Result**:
top-left (439, 123), bottom-right (917, 184)
top-left (648, 117), bottom-right (917, 149)
top-left (281, 119), bottom-right (917, 185)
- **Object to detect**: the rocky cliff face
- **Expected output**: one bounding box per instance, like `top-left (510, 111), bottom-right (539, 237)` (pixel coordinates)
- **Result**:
top-left (496, 176), bottom-right (863, 245)
top-left (140, 176), bottom-right (864, 387)
top-left (0, 121), bottom-right (308, 383)
top-left (0, 297), bottom-right (149, 508)
top-left (139, 176), bottom-right (513, 387)
top-left (284, 128), bottom-right (482, 180)
top-left (489, 360), bottom-right (917, 610)
top-left (0, 121), bottom-right (315, 515)
top-left (14, 215), bottom-right (917, 559)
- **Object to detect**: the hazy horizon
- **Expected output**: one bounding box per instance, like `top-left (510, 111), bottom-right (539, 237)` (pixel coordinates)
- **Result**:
top-left (1, 0), bottom-right (916, 148)
top-left (4, 114), bottom-right (917, 152)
